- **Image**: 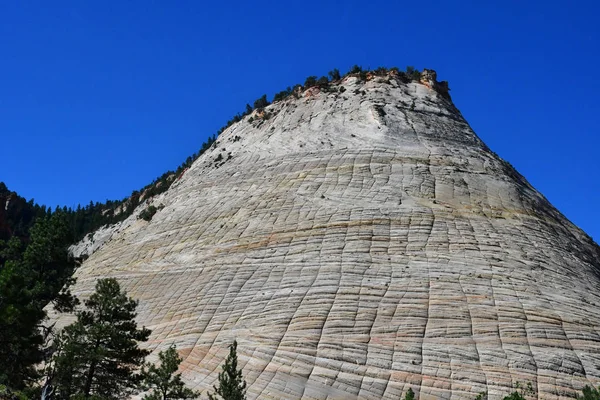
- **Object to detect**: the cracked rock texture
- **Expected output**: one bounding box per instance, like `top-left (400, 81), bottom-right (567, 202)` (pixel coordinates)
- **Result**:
top-left (53, 74), bottom-right (600, 399)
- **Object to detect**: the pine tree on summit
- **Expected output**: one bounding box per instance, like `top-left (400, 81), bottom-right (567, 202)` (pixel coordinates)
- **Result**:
top-left (208, 341), bottom-right (247, 400)
top-left (328, 68), bottom-right (341, 81)
top-left (252, 95), bottom-right (269, 110)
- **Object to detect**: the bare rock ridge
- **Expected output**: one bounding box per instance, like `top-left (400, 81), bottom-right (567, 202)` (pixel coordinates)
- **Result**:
top-left (54, 70), bottom-right (600, 399)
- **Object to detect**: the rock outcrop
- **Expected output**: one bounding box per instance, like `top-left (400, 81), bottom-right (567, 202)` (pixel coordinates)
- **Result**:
top-left (52, 71), bottom-right (600, 399)
top-left (419, 69), bottom-right (450, 99)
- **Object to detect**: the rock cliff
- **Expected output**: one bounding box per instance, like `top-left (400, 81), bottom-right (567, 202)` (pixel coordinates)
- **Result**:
top-left (52, 71), bottom-right (600, 399)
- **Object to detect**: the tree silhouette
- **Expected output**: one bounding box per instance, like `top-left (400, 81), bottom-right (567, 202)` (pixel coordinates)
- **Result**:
top-left (328, 68), bottom-right (341, 81)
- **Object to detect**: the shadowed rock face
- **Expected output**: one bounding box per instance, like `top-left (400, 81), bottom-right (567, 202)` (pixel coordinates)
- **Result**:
top-left (53, 73), bottom-right (600, 399)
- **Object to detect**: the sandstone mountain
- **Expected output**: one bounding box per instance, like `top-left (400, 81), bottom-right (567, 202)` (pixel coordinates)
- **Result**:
top-left (52, 70), bottom-right (600, 399)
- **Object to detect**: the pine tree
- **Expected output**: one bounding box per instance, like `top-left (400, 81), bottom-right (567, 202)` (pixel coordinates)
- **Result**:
top-left (303, 76), bottom-right (317, 88)
top-left (577, 385), bottom-right (600, 400)
top-left (51, 278), bottom-right (151, 399)
top-left (252, 95), bottom-right (269, 110)
top-left (405, 66), bottom-right (421, 81)
top-left (405, 387), bottom-right (415, 400)
top-left (208, 341), bottom-right (246, 400)
top-left (142, 344), bottom-right (199, 400)
top-left (348, 65), bottom-right (363, 74)
top-left (328, 68), bottom-right (341, 81)
top-left (0, 212), bottom-right (77, 389)
top-left (316, 76), bottom-right (329, 87)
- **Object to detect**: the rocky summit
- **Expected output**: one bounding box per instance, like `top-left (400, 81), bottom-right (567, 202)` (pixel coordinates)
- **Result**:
top-left (53, 70), bottom-right (600, 399)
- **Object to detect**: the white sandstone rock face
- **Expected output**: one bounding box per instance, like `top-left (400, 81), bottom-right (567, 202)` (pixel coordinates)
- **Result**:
top-left (69, 196), bottom-right (167, 259)
top-left (56, 73), bottom-right (600, 399)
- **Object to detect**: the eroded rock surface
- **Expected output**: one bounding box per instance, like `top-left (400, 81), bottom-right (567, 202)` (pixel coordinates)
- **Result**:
top-left (53, 73), bottom-right (600, 399)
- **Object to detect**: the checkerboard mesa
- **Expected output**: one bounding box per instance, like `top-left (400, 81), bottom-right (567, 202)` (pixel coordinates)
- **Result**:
top-left (52, 67), bottom-right (600, 399)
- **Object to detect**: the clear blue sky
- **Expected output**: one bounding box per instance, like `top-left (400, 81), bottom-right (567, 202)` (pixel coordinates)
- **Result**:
top-left (1, 1), bottom-right (598, 241)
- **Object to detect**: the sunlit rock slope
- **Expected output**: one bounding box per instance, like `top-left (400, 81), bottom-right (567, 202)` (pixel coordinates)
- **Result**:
top-left (54, 71), bottom-right (600, 399)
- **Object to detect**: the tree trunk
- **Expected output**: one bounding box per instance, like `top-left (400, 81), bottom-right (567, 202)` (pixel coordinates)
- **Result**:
top-left (83, 359), bottom-right (96, 398)
top-left (83, 339), bottom-right (101, 398)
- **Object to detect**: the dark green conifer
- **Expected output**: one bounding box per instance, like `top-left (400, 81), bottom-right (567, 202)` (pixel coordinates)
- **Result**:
top-left (348, 65), bottom-right (363, 74)
top-left (208, 341), bottom-right (246, 400)
top-left (303, 76), bottom-right (317, 88)
top-left (142, 344), bottom-right (199, 400)
top-left (328, 68), bottom-right (341, 81)
top-left (252, 95), bottom-right (269, 110)
top-left (51, 278), bottom-right (151, 399)
top-left (316, 76), bottom-right (329, 87)
top-left (577, 385), bottom-right (600, 400)
top-left (0, 212), bottom-right (77, 389)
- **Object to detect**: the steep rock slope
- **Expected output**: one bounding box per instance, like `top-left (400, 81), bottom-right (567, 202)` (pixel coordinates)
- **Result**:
top-left (53, 72), bottom-right (600, 399)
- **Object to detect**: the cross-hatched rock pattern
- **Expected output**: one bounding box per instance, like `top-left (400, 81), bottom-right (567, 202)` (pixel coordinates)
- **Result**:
top-left (56, 74), bottom-right (600, 399)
